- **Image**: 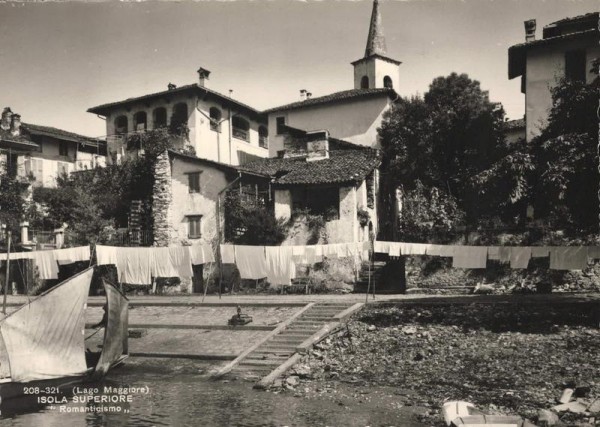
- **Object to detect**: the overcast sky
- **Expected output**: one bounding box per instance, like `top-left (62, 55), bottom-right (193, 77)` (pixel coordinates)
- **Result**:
top-left (0, 0), bottom-right (596, 137)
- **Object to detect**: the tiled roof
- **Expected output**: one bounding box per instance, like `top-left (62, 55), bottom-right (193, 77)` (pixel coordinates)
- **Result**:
top-left (237, 148), bottom-right (381, 186)
top-left (88, 84), bottom-right (265, 120)
top-left (168, 150), bottom-right (239, 174)
top-left (22, 123), bottom-right (103, 146)
top-left (263, 88), bottom-right (397, 114)
top-left (508, 13), bottom-right (599, 79)
top-left (504, 118), bottom-right (525, 131)
top-left (0, 128), bottom-right (40, 149)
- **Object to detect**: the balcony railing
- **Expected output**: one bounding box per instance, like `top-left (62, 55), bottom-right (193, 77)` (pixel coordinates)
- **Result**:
top-left (259, 135), bottom-right (268, 148)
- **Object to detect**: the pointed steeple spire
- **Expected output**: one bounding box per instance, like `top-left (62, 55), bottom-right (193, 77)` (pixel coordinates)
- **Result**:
top-left (364, 0), bottom-right (387, 57)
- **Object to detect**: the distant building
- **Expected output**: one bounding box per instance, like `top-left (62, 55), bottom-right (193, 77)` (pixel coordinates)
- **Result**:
top-left (508, 12), bottom-right (599, 141)
top-left (87, 71), bottom-right (269, 167)
top-left (0, 107), bottom-right (106, 188)
top-left (504, 117), bottom-right (526, 144)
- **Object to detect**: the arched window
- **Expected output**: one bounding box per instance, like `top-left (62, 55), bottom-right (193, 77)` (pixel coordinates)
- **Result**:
top-left (383, 76), bottom-right (393, 89)
top-left (114, 115), bottom-right (128, 135)
top-left (170, 103), bottom-right (189, 132)
top-left (209, 107), bottom-right (222, 132)
top-left (153, 107), bottom-right (167, 129)
top-left (360, 76), bottom-right (369, 89)
top-left (232, 116), bottom-right (250, 142)
top-left (133, 111), bottom-right (147, 131)
top-left (258, 125), bottom-right (268, 148)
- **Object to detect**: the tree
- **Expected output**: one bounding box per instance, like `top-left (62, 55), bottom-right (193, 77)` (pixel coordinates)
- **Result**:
top-left (529, 77), bottom-right (599, 230)
top-left (0, 173), bottom-right (30, 233)
top-left (379, 73), bottom-right (510, 236)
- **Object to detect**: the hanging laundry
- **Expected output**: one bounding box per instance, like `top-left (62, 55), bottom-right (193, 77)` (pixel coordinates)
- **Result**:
top-left (586, 246), bottom-right (600, 259)
top-left (190, 243), bottom-right (215, 265)
top-left (235, 245), bottom-right (267, 280)
top-left (531, 246), bottom-right (551, 258)
top-left (220, 245), bottom-right (235, 264)
top-left (487, 247), bottom-right (501, 260)
top-left (54, 246), bottom-right (91, 265)
top-left (302, 246), bottom-right (322, 264)
top-left (32, 250), bottom-right (59, 280)
top-left (265, 246), bottom-right (296, 287)
top-left (510, 247), bottom-right (532, 269)
top-left (96, 245), bottom-right (119, 266)
top-left (168, 246), bottom-right (193, 279)
top-left (389, 242), bottom-right (401, 257)
top-left (452, 246), bottom-right (487, 269)
top-left (150, 247), bottom-right (177, 278)
top-left (550, 247), bottom-right (589, 270)
top-left (292, 245), bottom-right (305, 259)
top-left (117, 247), bottom-right (152, 285)
top-left (374, 241), bottom-right (390, 254)
top-left (0, 251), bottom-right (33, 261)
top-left (400, 243), bottom-right (430, 256)
top-left (334, 243), bottom-right (348, 258)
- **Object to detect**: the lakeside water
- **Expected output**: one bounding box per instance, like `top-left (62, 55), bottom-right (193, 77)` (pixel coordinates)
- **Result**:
top-left (0, 359), bottom-right (425, 427)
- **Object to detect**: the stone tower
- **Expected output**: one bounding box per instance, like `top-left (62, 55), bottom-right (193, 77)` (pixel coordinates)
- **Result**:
top-left (352, 0), bottom-right (401, 91)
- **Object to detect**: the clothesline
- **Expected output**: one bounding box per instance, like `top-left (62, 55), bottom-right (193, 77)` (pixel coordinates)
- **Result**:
top-left (374, 241), bottom-right (599, 270)
top-left (220, 242), bottom-right (371, 286)
top-left (0, 246), bottom-right (91, 280)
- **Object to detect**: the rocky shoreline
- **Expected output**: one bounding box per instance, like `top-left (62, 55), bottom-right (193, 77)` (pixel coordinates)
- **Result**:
top-left (268, 302), bottom-right (600, 426)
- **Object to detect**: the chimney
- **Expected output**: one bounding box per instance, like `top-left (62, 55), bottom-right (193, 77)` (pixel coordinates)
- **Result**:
top-left (197, 67), bottom-right (211, 87)
top-left (306, 92), bottom-right (312, 100)
top-left (168, 83), bottom-right (177, 91)
top-left (10, 114), bottom-right (21, 136)
top-left (300, 89), bottom-right (307, 101)
top-left (524, 19), bottom-right (536, 42)
top-left (1, 107), bottom-right (12, 131)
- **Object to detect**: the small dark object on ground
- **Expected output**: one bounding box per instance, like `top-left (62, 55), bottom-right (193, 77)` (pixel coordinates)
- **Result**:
top-left (128, 329), bottom-right (147, 338)
top-left (229, 305), bottom-right (253, 325)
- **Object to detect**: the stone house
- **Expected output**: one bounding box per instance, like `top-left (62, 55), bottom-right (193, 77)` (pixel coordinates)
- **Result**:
top-left (508, 12), bottom-right (599, 141)
top-left (0, 107), bottom-right (106, 188)
top-left (152, 150), bottom-right (238, 247)
top-left (87, 70), bottom-right (269, 167)
top-left (237, 129), bottom-right (381, 245)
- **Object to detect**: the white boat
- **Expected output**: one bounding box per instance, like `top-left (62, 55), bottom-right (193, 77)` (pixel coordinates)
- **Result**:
top-left (0, 268), bottom-right (129, 400)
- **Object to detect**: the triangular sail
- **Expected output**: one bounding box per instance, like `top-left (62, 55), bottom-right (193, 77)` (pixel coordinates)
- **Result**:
top-left (0, 268), bottom-right (93, 382)
top-left (95, 280), bottom-right (129, 376)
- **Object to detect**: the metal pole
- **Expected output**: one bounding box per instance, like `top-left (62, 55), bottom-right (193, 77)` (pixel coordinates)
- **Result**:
top-left (3, 231), bottom-right (12, 315)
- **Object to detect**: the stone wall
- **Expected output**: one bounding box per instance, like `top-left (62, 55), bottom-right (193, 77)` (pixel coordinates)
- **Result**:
top-left (152, 150), bottom-right (174, 246)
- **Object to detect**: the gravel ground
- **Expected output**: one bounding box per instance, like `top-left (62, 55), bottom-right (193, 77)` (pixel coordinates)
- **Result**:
top-left (274, 301), bottom-right (600, 426)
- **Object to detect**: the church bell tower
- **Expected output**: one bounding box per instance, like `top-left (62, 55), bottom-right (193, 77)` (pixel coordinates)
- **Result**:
top-left (352, 0), bottom-right (401, 90)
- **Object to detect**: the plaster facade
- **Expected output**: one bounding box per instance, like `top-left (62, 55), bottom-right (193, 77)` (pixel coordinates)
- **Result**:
top-left (524, 39), bottom-right (599, 140)
top-left (267, 95), bottom-right (391, 157)
top-left (100, 88), bottom-right (268, 166)
top-left (353, 57), bottom-right (400, 91)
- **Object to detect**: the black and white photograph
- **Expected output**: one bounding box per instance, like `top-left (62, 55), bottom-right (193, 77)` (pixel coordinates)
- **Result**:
top-left (0, 0), bottom-right (598, 425)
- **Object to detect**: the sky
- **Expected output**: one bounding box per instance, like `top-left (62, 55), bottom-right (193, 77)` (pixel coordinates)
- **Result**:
top-left (0, 0), bottom-right (596, 137)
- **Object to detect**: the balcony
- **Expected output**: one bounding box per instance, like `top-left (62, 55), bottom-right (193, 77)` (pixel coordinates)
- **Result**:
top-left (259, 135), bottom-right (268, 148)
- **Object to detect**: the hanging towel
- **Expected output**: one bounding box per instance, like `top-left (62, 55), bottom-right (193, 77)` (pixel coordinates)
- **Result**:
top-left (400, 243), bottom-right (430, 256)
top-left (220, 245), bottom-right (235, 264)
top-left (586, 246), bottom-right (600, 259)
top-left (487, 247), bottom-right (501, 260)
top-left (96, 245), bottom-right (119, 266)
top-left (235, 245), bottom-right (267, 280)
top-left (335, 243), bottom-right (348, 258)
top-left (54, 246), bottom-right (91, 265)
top-left (531, 246), bottom-right (551, 258)
top-left (438, 245), bottom-right (455, 257)
top-left (389, 242), bottom-right (401, 257)
top-left (32, 251), bottom-right (59, 280)
top-left (452, 246), bottom-right (487, 269)
top-left (426, 245), bottom-right (444, 256)
top-left (117, 247), bottom-right (152, 285)
top-left (303, 246), bottom-right (322, 264)
top-left (550, 247), bottom-right (589, 270)
top-left (509, 247), bottom-right (532, 269)
top-left (374, 241), bottom-right (390, 254)
top-left (150, 247), bottom-right (178, 278)
top-left (265, 246), bottom-right (296, 287)
top-left (190, 243), bottom-right (214, 265)
top-left (168, 246), bottom-right (193, 279)
top-left (0, 251), bottom-right (34, 261)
